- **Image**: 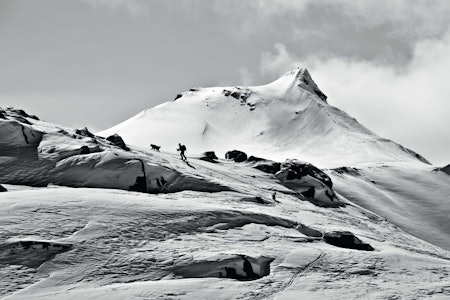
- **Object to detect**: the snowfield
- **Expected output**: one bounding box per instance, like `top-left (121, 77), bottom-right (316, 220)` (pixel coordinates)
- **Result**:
top-left (1, 69), bottom-right (449, 299)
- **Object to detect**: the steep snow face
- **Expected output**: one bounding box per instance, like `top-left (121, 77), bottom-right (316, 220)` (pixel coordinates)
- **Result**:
top-left (100, 68), bottom-right (428, 168)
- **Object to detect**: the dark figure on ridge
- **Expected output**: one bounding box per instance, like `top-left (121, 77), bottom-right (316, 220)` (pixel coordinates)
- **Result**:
top-left (177, 143), bottom-right (187, 161)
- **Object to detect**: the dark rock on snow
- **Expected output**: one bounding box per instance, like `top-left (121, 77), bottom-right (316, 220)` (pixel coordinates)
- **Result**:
top-left (5, 108), bottom-right (40, 120)
top-left (301, 186), bottom-right (315, 198)
top-left (79, 146), bottom-right (91, 155)
top-left (281, 160), bottom-right (333, 189)
top-left (246, 155), bottom-right (266, 162)
top-left (225, 150), bottom-right (248, 163)
top-left (0, 184), bottom-right (7, 192)
top-left (254, 162), bottom-right (281, 174)
top-left (173, 254), bottom-right (274, 281)
top-left (106, 134), bottom-right (130, 151)
top-left (200, 151), bottom-right (219, 163)
top-left (437, 164), bottom-right (450, 175)
top-left (75, 127), bottom-right (95, 138)
top-left (324, 231), bottom-right (374, 251)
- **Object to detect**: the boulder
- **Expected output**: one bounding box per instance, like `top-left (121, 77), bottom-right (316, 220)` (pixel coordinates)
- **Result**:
top-left (324, 231), bottom-right (374, 251)
top-left (225, 150), bottom-right (248, 163)
top-left (199, 151), bottom-right (219, 163)
top-left (79, 146), bottom-right (91, 155)
top-left (106, 134), bottom-right (130, 151)
top-left (279, 160), bottom-right (332, 189)
top-left (274, 160), bottom-right (337, 205)
top-left (0, 184), bottom-right (7, 192)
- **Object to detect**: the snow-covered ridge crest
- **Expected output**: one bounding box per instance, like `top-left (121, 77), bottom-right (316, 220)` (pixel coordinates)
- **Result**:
top-left (278, 67), bottom-right (327, 102)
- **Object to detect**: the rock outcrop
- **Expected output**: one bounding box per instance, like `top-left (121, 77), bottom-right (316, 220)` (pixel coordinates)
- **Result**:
top-left (324, 231), bottom-right (374, 251)
top-left (225, 150), bottom-right (248, 163)
top-left (106, 133), bottom-right (130, 151)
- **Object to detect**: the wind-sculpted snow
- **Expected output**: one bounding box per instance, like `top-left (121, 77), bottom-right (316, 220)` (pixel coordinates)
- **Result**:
top-left (173, 254), bottom-right (274, 280)
top-left (0, 239), bottom-right (72, 268)
top-left (0, 108), bottom-right (230, 194)
top-left (1, 184), bottom-right (449, 299)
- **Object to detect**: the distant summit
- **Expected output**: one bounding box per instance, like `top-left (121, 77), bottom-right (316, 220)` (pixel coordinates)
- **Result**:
top-left (99, 68), bottom-right (429, 168)
top-left (280, 67), bottom-right (327, 102)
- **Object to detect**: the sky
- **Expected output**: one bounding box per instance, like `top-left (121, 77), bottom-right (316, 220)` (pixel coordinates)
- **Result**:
top-left (0, 0), bottom-right (449, 165)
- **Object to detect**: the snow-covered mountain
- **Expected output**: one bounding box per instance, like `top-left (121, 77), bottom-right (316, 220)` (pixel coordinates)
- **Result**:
top-left (100, 68), bottom-right (429, 168)
top-left (1, 69), bottom-right (449, 300)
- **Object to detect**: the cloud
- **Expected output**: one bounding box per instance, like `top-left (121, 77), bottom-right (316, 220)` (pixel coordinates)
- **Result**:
top-left (79, 0), bottom-right (146, 15)
top-left (259, 33), bottom-right (450, 165)
top-left (213, 1), bottom-right (450, 67)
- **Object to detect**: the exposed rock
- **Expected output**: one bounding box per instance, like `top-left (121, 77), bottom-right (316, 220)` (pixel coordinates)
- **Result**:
top-left (174, 94), bottom-right (182, 101)
top-left (240, 196), bottom-right (274, 205)
top-left (0, 184), bottom-right (7, 192)
top-left (225, 150), bottom-right (248, 163)
top-left (106, 134), bottom-right (130, 151)
top-left (222, 88), bottom-right (251, 104)
top-left (5, 108), bottom-right (39, 121)
top-left (435, 164), bottom-right (450, 175)
top-left (75, 127), bottom-right (95, 138)
top-left (0, 240), bottom-right (72, 268)
top-left (264, 159), bottom-right (339, 206)
top-left (301, 186), bottom-right (315, 198)
top-left (199, 151), bottom-right (219, 163)
top-left (295, 68), bottom-right (328, 102)
top-left (332, 166), bottom-right (361, 176)
top-left (173, 254), bottom-right (274, 281)
top-left (254, 162), bottom-right (281, 174)
top-left (279, 160), bottom-right (332, 189)
top-left (324, 231), bottom-right (374, 251)
top-left (246, 155), bottom-right (266, 162)
top-left (129, 160), bottom-right (147, 193)
top-left (15, 116), bottom-right (32, 125)
top-left (79, 146), bottom-right (91, 155)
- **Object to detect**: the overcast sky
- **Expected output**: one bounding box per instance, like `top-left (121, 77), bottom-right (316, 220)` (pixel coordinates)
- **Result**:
top-left (1, 0), bottom-right (449, 165)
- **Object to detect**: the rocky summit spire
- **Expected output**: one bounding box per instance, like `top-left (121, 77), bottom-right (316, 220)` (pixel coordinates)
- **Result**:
top-left (283, 67), bottom-right (328, 102)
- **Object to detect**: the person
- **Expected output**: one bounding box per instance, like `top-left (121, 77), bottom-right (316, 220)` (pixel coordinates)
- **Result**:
top-left (177, 143), bottom-right (187, 161)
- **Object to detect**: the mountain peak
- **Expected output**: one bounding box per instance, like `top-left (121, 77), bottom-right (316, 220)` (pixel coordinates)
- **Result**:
top-left (281, 67), bottom-right (327, 102)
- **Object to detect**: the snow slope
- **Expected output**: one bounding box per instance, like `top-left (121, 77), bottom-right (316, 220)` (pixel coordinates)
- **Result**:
top-left (100, 68), bottom-right (429, 168)
top-left (1, 167), bottom-right (449, 299)
top-left (1, 67), bottom-right (449, 299)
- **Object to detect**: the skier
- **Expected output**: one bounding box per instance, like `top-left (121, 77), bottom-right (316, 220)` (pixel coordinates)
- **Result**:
top-left (177, 143), bottom-right (187, 161)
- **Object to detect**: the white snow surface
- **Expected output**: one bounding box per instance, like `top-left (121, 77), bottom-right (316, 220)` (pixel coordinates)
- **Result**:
top-left (100, 68), bottom-right (429, 168)
top-left (1, 70), bottom-right (450, 299)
